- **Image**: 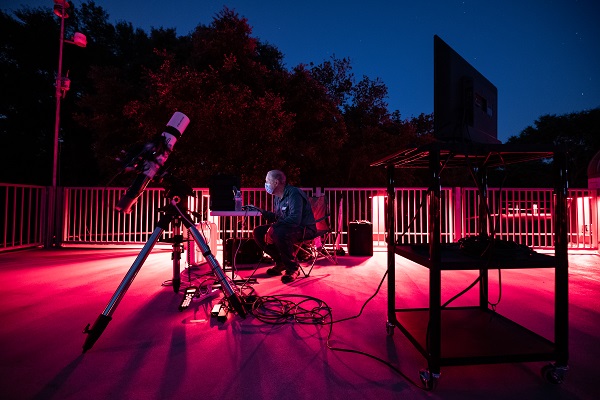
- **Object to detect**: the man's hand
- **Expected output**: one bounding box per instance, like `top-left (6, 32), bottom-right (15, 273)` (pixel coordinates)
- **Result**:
top-left (242, 205), bottom-right (264, 214)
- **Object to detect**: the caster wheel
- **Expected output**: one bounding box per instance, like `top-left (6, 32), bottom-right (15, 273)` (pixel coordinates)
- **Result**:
top-left (541, 363), bottom-right (568, 384)
top-left (419, 368), bottom-right (440, 390)
top-left (386, 321), bottom-right (395, 336)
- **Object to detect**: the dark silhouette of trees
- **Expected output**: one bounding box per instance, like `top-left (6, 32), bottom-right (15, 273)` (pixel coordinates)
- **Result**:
top-left (1, 2), bottom-right (432, 188)
top-left (503, 108), bottom-right (600, 188)
top-left (0, 2), bottom-right (433, 188)
top-left (309, 57), bottom-right (433, 186)
top-left (1, 7), bottom-right (64, 185)
top-left (3, 1), bottom-right (597, 194)
top-left (82, 7), bottom-right (347, 188)
top-left (6, 2), bottom-right (596, 190)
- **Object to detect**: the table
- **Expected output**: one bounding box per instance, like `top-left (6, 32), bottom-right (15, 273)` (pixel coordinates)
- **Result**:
top-left (209, 210), bottom-right (261, 279)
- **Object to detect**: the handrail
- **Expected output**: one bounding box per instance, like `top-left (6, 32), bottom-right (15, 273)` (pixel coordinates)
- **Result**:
top-left (1, 184), bottom-right (598, 252)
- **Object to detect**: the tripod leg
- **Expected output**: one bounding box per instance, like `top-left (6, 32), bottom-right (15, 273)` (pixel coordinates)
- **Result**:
top-left (172, 245), bottom-right (181, 293)
top-left (171, 217), bottom-right (182, 293)
top-left (82, 226), bottom-right (165, 353)
top-left (183, 220), bottom-right (247, 318)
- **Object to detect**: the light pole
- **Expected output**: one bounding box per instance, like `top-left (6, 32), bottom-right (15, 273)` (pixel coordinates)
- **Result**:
top-left (46, 0), bottom-right (86, 248)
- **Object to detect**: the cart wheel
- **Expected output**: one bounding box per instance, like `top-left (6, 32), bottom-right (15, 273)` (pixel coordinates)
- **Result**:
top-left (541, 363), bottom-right (568, 384)
top-left (419, 368), bottom-right (440, 390)
top-left (386, 321), bottom-right (395, 336)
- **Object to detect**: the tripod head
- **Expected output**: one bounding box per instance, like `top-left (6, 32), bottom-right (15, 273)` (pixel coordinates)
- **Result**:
top-left (159, 172), bottom-right (195, 213)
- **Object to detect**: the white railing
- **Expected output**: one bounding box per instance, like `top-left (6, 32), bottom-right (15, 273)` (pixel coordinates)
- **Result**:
top-left (1, 184), bottom-right (598, 252)
top-left (463, 188), bottom-right (557, 247)
top-left (566, 189), bottom-right (598, 248)
top-left (461, 187), bottom-right (597, 249)
top-left (1, 184), bottom-right (46, 250)
top-left (58, 187), bottom-right (387, 248)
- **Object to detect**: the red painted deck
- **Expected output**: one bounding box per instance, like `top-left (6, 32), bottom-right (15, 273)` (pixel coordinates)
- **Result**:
top-left (0, 247), bottom-right (598, 399)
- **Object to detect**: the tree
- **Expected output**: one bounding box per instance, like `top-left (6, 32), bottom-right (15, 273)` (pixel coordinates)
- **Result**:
top-left (277, 65), bottom-right (347, 187)
top-left (504, 108), bottom-right (600, 188)
top-left (0, 7), bottom-right (61, 184)
top-left (79, 7), bottom-right (348, 188)
top-left (309, 56), bottom-right (354, 109)
top-left (0, 3), bottom-right (430, 188)
top-left (0, 2), bottom-right (144, 185)
top-left (337, 73), bottom-right (432, 186)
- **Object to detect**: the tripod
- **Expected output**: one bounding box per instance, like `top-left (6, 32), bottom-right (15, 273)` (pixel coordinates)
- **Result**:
top-left (159, 213), bottom-right (184, 293)
top-left (82, 180), bottom-right (246, 353)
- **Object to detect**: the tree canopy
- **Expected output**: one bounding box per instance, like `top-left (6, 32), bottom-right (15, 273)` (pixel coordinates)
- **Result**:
top-left (1, 2), bottom-right (596, 189)
top-left (1, 2), bottom-right (435, 188)
top-left (504, 108), bottom-right (600, 188)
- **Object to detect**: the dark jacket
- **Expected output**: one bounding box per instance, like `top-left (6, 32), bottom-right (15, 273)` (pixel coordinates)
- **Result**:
top-left (264, 185), bottom-right (316, 232)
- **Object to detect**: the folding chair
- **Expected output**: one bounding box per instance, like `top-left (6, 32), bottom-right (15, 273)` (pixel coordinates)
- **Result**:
top-left (296, 195), bottom-right (338, 277)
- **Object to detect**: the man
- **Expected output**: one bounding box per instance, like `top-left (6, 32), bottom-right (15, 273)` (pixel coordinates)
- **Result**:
top-left (253, 170), bottom-right (316, 283)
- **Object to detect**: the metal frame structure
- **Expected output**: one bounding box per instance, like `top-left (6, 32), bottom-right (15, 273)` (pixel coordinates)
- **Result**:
top-left (371, 142), bottom-right (570, 388)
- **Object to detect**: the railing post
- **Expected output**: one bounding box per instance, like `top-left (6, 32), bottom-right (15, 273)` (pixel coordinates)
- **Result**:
top-left (594, 189), bottom-right (600, 253)
top-left (44, 186), bottom-right (55, 248)
top-left (554, 148), bottom-right (569, 367)
top-left (55, 186), bottom-right (65, 246)
top-left (453, 187), bottom-right (462, 242)
top-left (386, 164), bottom-right (397, 325)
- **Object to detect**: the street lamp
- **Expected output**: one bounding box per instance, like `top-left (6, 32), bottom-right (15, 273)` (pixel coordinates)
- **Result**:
top-left (46, 0), bottom-right (87, 248)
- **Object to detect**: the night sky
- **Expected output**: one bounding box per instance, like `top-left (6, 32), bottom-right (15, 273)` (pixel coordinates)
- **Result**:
top-left (4, 0), bottom-right (600, 143)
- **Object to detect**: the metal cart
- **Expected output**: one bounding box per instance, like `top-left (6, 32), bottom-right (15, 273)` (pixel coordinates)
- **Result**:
top-left (371, 142), bottom-right (569, 389)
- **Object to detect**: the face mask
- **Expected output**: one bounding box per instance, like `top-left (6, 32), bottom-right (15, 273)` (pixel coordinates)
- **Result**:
top-left (265, 182), bottom-right (275, 195)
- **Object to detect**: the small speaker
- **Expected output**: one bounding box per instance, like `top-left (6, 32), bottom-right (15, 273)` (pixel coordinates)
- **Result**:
top-left (209, 175), bottom-right (240, 211)
top-left (348, 221), bottom-right (373, 256)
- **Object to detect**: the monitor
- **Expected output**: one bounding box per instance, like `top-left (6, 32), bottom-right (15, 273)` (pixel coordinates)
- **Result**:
top-left (434, 35), bottom-right (500, 144)
top-left (209, 174), bottom-right (241, 211)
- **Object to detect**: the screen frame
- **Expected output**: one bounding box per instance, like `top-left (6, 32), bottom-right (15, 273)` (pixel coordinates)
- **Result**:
top-left (433, 35), bottom-right (500, 144)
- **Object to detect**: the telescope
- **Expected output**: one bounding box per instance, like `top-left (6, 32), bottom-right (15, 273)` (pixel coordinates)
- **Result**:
top-left (116, 112), bottom-right (190, 213)
top-left (82, 111), bottom-right (247, 353)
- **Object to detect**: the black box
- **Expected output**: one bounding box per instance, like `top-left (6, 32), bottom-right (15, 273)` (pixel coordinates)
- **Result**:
top-left (224, 237), bottom-right (263, 266)
top-left (348, 221), bottom-right (373, 256)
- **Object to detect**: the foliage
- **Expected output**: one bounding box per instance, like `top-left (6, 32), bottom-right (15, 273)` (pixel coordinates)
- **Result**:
top-left (4, 2), bottom-right (597, 190)
top-left (504, 108), bottom-right (600, 188)
top-left (0, 2), bottom-right (433, 188)
top-left (0, 7), bottom-right (62, 185)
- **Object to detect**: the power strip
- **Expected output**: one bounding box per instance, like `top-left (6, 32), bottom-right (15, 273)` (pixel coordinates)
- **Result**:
top-left (194, 287), bottom-right (220, 303)
top-left (180, 286), bottom-right (220, 312)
